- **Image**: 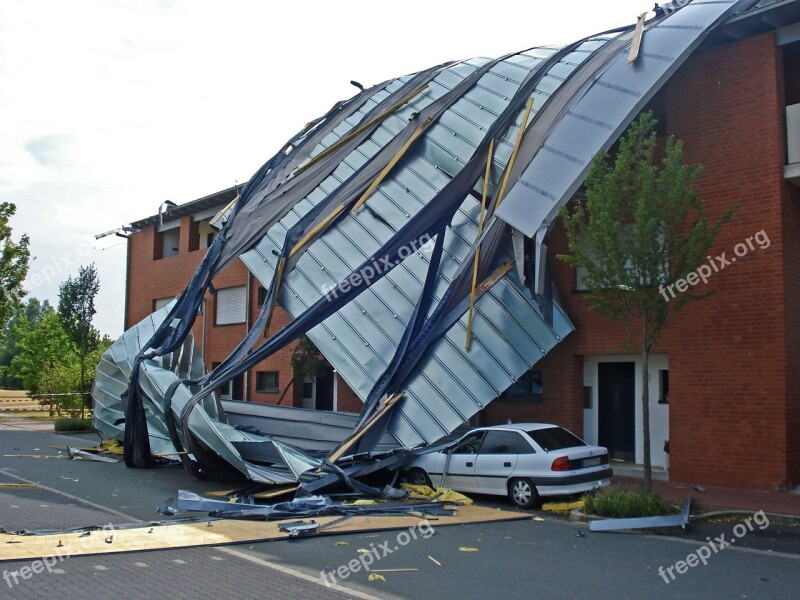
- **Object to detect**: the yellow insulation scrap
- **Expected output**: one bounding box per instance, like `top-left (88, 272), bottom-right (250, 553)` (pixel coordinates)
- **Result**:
top-left (349, 499), bottom-right (378, 506)
top-left (541, 499), bottom-right (585, 512)
top-left (399, 484), bottom-right (473, 505)
top-left (99, 439), bottom-right (124, 455)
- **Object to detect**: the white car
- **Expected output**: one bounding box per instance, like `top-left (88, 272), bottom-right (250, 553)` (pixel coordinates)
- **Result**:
top-left (403, 423), bottom-right (612, 508)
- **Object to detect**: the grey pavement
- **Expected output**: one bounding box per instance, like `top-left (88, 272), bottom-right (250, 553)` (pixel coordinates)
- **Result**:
top-left (1, 428), bottom-right (799, 600)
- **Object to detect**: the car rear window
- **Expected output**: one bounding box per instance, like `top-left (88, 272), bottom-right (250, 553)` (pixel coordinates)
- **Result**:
top-left (526, 427), bottom-right (586, 451)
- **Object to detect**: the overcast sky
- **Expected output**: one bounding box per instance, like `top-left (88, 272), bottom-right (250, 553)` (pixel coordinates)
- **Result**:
top-left (1, 0), bottom-right (650, 337)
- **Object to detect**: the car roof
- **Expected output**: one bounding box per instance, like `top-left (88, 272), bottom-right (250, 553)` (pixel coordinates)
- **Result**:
top-left (472, 423), bottom-right (557, 433)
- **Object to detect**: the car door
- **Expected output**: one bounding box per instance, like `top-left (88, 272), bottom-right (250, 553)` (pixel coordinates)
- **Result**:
top-left (442, 431), bottom-right (485, 493)
top-left (474, 430), bottom-right (527, 495)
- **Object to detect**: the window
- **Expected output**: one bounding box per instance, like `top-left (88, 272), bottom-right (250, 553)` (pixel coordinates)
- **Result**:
top-left (256, 371), bottom-right (279, 393)
top-left (257, 286), bottom-right (268, 307)
top-left (215, 286), bottom-right (246, 325)
top-left (500, 370), bottom-right (543, 403)
top-left (658, 369), bottom-right (669, 404)
top-left (154, 227), bottom-right (180, 260)
top-left (480, 430), bottom-right (534, 454)
top-left (784, 42), bottom-right (800, 106)
top-left (527, 426), bottom-right (586, 452)
top-left (452, 432), bottom-right (485, 454)
top-left (189, 219), bottom-right (217, 252)
top-left (153, 297), bottom-right (173, 312)
top-left (212, 362), bottom-right (244, 400)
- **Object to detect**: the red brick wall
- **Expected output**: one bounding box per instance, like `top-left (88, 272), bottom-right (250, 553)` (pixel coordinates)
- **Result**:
top-left (125, 214), bottom-right (365, 412)
top-left (489, 32), bottom-right (795, 490)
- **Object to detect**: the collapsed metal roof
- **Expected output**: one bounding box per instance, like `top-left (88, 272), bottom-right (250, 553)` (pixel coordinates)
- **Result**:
top-left (95, 0), bottom-right (766, 489)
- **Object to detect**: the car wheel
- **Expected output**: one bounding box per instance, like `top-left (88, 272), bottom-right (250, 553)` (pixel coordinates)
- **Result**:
top-left (508, 478), bottom-right (539, 509)
top-left (406, 467), bottom-right (433, 488)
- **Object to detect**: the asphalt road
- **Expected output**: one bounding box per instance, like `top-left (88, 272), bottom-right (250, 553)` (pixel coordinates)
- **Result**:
top-left (1, 427), bottom-right (798, 600)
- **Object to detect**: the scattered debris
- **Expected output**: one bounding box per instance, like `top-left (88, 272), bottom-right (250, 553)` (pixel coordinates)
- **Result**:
top-left (575, 531), bottom-right (586, 538)
top-left (400, 484), bottom-right (473, 506)
top-left (542, 500), bottom-right (584, 512)
top-left (335, 541), bottom-right (348, 546)
top-left (428, 555), bottom-right (441, 567)
top-left (0, 483), bottom-right (37, 489)
top-left (372, 568), bottom-right (417, 573)
top-left (67, 447), bottom-right (120, 463)
top-left (278, 520), bottom-right (320, 538)
top-left (57, 476), bottom-right (79, 482)
top-left (459, 547), bottom-right (479, 552)
top-left (368, 573), bottom-right (386, 582)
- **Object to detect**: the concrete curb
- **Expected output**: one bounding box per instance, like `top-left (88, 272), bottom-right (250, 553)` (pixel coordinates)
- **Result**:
top-left (570, 508), bottom-right (800, 526)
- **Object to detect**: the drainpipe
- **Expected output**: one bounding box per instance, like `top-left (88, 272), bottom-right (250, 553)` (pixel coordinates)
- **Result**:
top-left (333, 369), bottom-right (338, 412)
top-left (244, 272), bottom-right (252, 402)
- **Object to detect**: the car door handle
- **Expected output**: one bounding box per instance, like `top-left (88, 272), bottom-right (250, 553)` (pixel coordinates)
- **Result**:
top-left (466, 462), bottom-right (473, 467)
top-left (504, 462), bottom-right (511, 468)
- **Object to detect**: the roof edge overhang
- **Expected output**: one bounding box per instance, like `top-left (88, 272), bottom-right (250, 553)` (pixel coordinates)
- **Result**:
top-left (129, 185), bottom-right (239, 230)
top-left (711, 0), bottom-right (800, 45)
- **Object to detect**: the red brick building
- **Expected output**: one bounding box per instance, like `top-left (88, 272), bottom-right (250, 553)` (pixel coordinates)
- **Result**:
top-left (484, 29), bottom-right (800, 491)
top-left (125, 24), bottom-right (800, 491)
top-left (125, 189), bottom-right (363, 414)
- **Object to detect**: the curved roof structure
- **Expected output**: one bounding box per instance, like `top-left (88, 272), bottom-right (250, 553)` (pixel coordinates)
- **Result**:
top-left (96, 0), bottom-right (769, 485)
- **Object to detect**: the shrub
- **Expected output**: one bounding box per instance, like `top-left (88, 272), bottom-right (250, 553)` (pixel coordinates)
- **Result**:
top-left (54, 417), bottom-right (95, 433)
top-left (584, 486), bottom-right (675, 518)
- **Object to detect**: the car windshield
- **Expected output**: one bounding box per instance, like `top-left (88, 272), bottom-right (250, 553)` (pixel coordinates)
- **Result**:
top-left (526, 427), bottom-right (586, 451)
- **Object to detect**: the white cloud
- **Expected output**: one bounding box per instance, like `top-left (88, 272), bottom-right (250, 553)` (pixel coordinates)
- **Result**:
top-left (0, 0), bottom-right (649, 337)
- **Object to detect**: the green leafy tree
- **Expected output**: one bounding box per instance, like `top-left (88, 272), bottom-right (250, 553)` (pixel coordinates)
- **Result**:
top-left (0, 202), bottom-right (30, 329)
top-left (9, 312), bottom-right (75, 394)
top-left (0, 298), bottom-right (54, 388)
top-left (58, 264), bottom-right (100, 415)
top-left (558, 113), bottom-right (732, 489)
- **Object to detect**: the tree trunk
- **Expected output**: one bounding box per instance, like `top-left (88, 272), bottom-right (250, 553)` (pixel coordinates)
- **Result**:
top-left (641, 316), bottom-right (652, 490)
top-left (80, 338), bottom-right (86, 420)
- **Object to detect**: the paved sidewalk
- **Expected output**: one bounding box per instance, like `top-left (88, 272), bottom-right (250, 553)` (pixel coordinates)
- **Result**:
top-left (614, 476), bottom-right (800, 518)
top-left (0, 418), bottom-right (56, 433)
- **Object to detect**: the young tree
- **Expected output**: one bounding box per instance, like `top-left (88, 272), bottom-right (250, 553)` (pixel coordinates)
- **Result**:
top-left (58, 264), bottom-right (101, 416)
top-left (0, 298), bottom-right (54, 388)
top-left (558, 113), bottom-right (732, 489)
top-left (0, 202), bottom-right (30, 329)
top-left (9, 312), bottom-right (75, 394)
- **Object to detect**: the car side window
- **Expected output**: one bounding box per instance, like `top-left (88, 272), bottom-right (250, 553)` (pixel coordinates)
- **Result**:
top-left (452, 432), bottom-right (484, 454)
top-left (481, 431), bottom-right (535, 454)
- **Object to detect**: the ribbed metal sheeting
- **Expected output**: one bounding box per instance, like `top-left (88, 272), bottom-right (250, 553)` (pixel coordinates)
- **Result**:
top-left (238, 41), bottom-right (633, 448)
top-left (495, 0), bottom-right (759, 237)
top-left (93, 304), bottom-right (322, 483)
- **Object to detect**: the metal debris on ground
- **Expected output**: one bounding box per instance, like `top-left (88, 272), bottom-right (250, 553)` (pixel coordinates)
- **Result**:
top-left (67, 447), bottom-right (120, 463)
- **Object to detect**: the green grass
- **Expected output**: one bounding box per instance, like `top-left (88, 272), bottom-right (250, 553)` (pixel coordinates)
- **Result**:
top-left (54, 417), bottom-right (95, 433)
top-left (584, 486), bottom-right (675, 518)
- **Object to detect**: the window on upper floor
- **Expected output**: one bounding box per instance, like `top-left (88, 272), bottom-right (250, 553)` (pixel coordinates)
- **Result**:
top-left (153, 297), bottom-right (173, 312)
top-left (215, 286), bottom-right (246, 325)
top-left (189, 219), bottom-right (217, 252)
top-left (154, 227), bottom-right (180, 260)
